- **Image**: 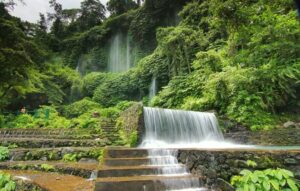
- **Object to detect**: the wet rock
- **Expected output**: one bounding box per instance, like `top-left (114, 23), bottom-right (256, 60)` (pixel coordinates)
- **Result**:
top-left (284, 158), bottom-right (297, 165)
top-left (61, 147), bottom-right (74, 155)
top-left (283, 121), bottom-right (297, 128)
top-left (215, 178), bottom-right (234, 191)
top-left (78, 158), bottom-right (98, 164)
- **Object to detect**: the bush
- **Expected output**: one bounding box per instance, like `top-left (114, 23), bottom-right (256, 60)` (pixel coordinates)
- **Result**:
top-left (63, 98), bottom-right (102, 118)
top-left (231, 168), bottom-right (299, 191)
top-left (62, 154), bottom-right (78, 162)
top-left (40, 164), bottom-right (55, 172)
top-left (0, 172), bottom-right (16, 191)
top-left (13, 114), bottom-right (35, 129)
top-left (0, 147), bottom-right (9, 162)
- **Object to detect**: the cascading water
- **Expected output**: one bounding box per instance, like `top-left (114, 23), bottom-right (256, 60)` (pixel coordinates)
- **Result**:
top-left (108, 32), bottom-right (131, 73)
top-left (149, 77), bottom-right (157, 100)
top-left (140, 107), bottom-right (229, 191)
top-left (141, 107), bottom-right (224, 148)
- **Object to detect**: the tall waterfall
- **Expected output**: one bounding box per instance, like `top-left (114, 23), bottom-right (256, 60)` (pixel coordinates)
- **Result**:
top-left (108, 32), bottom-right (131, 73)
top-left (141, 107), bottom-right (224, 148)
top-left (149, 77), bottom-right (157, 100)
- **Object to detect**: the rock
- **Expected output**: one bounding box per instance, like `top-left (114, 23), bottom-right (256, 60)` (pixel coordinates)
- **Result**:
top-left (284, 158), bottom-right (297, 165)
top-left (283, 121), bottom-right (297, 128)
top-left (216, 178), bottom-right (235, 191)
top-left (78, 158), bottom-right (98, 164)
top-left (61, 147), bottom-right (74, 155)
top-left (40, 157), bottom-right (47, 161)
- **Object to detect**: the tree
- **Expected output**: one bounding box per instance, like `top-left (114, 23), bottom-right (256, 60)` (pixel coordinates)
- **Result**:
top-left (0, 0), bottom-right (24, 10)
top-left (0, 6), bottom-right (47, 109)
top-left (38, 13), bottom-right (47, 33)
top-left (48, 0), bottom-right (65, 39)
top-left (77, 0), bottom-right (106, 31)
top-left (107, 0), bottom-right (138, 16)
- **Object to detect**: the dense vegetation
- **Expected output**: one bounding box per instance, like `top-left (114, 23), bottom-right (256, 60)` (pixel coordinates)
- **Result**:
top-left (0, 0), bottom-right (299, 131)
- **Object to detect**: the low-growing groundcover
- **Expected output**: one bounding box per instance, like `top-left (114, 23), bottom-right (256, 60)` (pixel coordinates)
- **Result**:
top-left (0, 147), bottom-right (9, 162)
top-left (0, 172), bottom-right (16, 191)
top-left (231, 161), bottom-right (300, 191)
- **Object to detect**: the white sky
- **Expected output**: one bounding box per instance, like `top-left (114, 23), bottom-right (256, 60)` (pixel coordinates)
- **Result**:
top-left (9, 0), bottom-right (109, 23)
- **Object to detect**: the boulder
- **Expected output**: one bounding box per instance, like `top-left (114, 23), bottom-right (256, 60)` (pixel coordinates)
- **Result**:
top-left (283, 121), bottom-right (297, 128)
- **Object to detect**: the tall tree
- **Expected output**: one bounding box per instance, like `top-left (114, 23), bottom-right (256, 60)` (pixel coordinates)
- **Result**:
top-left (78, 0), bottom-right (106, 31)
top-left (107, 0), bottom-right (138, 16)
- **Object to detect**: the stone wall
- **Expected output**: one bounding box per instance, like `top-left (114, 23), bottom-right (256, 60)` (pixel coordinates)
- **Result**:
top-left (224, 127), bottom-right (300, 146)
top-left (177, 149), bottom-right (300, 189)
top-left (116, 102), bottom-right (144, 146)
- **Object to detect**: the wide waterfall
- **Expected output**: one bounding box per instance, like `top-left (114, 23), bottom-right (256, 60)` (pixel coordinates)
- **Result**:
top-left (141, 107), bottom-right (224, 148)
top-left (140, 107), bottom-right (226, 191)
top-left (108, 32), bottom-right (131, 73)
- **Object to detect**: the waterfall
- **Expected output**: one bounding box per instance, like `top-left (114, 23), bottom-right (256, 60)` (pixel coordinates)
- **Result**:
top-left (149, 77), bottom-right (157, 100)
top-left (140, 107), bottom-right (225, 191)
top-left (108, 32), bottom-right (131, 73)
top-left (148, 149), bottom-right (203, 191)
top-left (141, 107), bottom-right (224, 148)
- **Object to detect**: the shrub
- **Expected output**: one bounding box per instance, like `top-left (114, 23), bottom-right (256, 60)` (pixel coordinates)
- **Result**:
top-left (63, 98), bottom-right (102, 118)
top-left (0, 172), bottom-right (16, 191)
top-left (0, 147), bottom-right (9, 162)
top-left (231, 161), bottom-right (299, 191)
top-left (62, 154), bottom-right (78, 162)
top-left (40, 164), bottom-right (55, 172)
top-left (13, 114), bottom-right (34, 128)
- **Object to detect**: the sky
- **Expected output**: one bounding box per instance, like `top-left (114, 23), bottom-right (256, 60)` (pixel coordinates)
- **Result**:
top-left (9, 0), bottom-right (109, 23)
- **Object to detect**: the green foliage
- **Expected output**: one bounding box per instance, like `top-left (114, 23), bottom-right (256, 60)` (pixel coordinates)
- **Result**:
top-left (0, 172), bottom-right (16, 191)
top-left (231, 168), bottom-right (299, 191)
top-left (0, 147), bottom-right (9, 162)
top-left (62, 154), bottom-right (78, 162)
top-left (92, 72), bottom-right (139, 107)
top-left (40, 164), bottom-right (55, 172)
top-left (63, 98), bottom-right (102, 118)
top-left (129, 131), bottom-right (138, 147)
top-left (107, 0), bottom-right (138, 16)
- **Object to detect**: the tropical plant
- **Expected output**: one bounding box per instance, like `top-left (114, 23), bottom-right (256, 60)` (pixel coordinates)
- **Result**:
top-left (0, 172), bottom-right (16, 191)
top-left (231, 168), bottom-right (299, 191)
top-left (0, 147), bottom-right (9, 162)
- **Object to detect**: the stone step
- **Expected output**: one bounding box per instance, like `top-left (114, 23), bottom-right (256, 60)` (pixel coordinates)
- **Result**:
top-left (103, 156), bottom-right (175, 166)
top-left (95, 175), bottom-right (206, 191)
top-left (106, 148), bottom-right (148, 158)
top-left (0, 161), bottom-right (99, 178)
top-left (0, 138), bottom-right (108, 148)
top-left (97, 165), bottom-right (187, 178)
top-left (9, 147), bottom-right (104, 161)
top-left (104, 157), bottom-right (150, 166)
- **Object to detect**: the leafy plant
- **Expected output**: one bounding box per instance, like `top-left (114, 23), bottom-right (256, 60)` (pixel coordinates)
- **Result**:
top-left (40, 164), bottom-right (55, 172)
top-left (62, 154), bottom-right (78, 162)
top-left (0, 172), bottom-right (16, 191)
top-left (0, 147), bottom-right (9, 162)
top-left (231, 168), bottom-right (299, 191)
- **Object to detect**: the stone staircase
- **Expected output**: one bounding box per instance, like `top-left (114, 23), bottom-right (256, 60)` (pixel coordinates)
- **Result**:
top-left (95, 147), bottom-right (207, 191)
top-left (0, 125), bottom-right (124, 191)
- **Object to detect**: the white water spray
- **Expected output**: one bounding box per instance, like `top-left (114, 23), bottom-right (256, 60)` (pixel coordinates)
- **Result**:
top-left (140, 107), bottom-right (246, 191)
top-left (141, 107), bottom-right (224, 148)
